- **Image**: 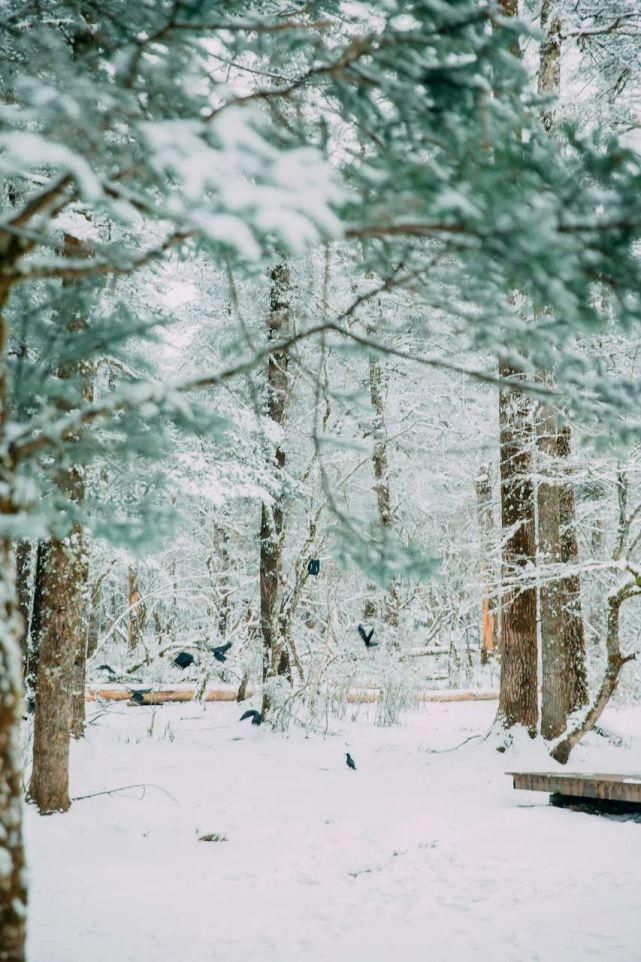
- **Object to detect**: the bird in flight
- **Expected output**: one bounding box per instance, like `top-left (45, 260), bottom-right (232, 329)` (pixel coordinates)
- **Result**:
top-left (358, 625), bottom-right (377, 648)
top-left (239, 709), bottom-right (263, 726)
top-left (210, 642), bottom-right (232, 663)
top-left (97, 664), bottom-right (116, 675)
top-left (345, 752), bottom-right (357, 771)
top-left (174, 651), bottom-right (195, 669)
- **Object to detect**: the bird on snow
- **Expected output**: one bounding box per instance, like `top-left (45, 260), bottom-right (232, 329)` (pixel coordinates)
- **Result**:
top-left (173, 651), bottom-right (195, 669)
top-left (345, 753), bottom-right (357, 771)
top-left (129, 688), bottom-right (152, 705)
top-left (357, 625), bottom-right (377, 648)
top-left (210, 642), bottom-right (232, 663)
top-left (239, 709), bottom-right (263, 726)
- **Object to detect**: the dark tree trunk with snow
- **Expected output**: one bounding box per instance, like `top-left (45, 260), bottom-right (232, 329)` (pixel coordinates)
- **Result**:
top-left (260, 263), bottom-right (292, 716)
top-left (538, 405), bottom-right (567, 740)
top-left (25, 540), bottom-right (47, 711)
top-left (536, 3), bottom-right (587, 739)
top-left (28, 522), bottom-right (89, 811)
top-left (0, 282), bottom-right (28, 962)
top-left (15, 539), bottom-right (32, 659)
top-left (28, 236), bottom-right (93, 803)
top-left (557, 425), bottom-right (588, 711)
top-left (0, 563), bottom-right (27, 962)
top-left (497, 365), bottom-right (538, 734)
top-left (364, 356), bottom-right (399, 629)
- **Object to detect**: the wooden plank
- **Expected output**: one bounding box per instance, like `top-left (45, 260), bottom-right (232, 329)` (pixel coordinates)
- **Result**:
top-left (509, 771), bottom-right (641, 804)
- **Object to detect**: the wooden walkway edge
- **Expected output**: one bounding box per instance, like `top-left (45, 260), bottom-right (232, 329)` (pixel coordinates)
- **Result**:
top-left (509, 771), bottom-right (641, 807)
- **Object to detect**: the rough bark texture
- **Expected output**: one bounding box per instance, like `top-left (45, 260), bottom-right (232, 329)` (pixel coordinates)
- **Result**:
top-left (364, 356), bottom-right (399, 628)
top-left (28, 520), bottom-right (89, 811)
top-left (537, 3), bottom-right (587, 739)
top-left (557, 425), bottom-right (588, 711)
top-left (0, 286), bottom-right (28, 961)
top-left (475, 467), bottom-right (500, 660)
top-left (15, 540), bottom-right (32, 659)
top-left (25, 540), bottom-right (47, 711)
top-left (497, 364), bottom-right (538, 733)
top-left (0, 569), bottom-right (27, 962)
top-left (127, 566), bottom-right (146, 651)
top-left (28, 234), bottom-right (93, 805)
top-left (538, 405), bottom-right (568, 740)
top-left (260, 263), bottom-right (292, 716)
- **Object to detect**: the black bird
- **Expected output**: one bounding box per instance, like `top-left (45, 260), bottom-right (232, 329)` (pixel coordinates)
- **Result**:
top-left (129, 688), bottom-right (152, 705)
top-left (358, 625), bottom-right (377, 648)
top-left (97, 664), bottom-right (116, 675)
top-left (174, 651), bottom-right (195, 669)
top-left (210, 642), bottom-right (232, 664)
top-left (345, 752), bottom-right (357, 771)
top-left (307, 558), bottom-right (320, 576)
top-left (239, 709), bottom-right (263, 726)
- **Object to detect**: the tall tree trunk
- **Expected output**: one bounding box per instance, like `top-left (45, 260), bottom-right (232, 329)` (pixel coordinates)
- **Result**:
top-left (15, 540), bottom-right (32, 660)
top-left (364, 356), bottom-right (399, 628)
top-left (538, 0), bottom-right (561, 134)
top-left (475, 467), bottom-right (500, 661)
top-left (27, 523), bottom-right (88, 811)
top-left (558, 425), bottom-right (588, 710)
top-left (0, 276), bottom-right (28, 961)
top-left (28, 234), bottom-right (93, 807)
top-left (127, 566), bottom-right (146, 651)
top-left (497, 365), bottom-right (538, 734)
top-left (0, 562), bottom-right (27, 962)
top-left (260, 262), bottom-right (292, 716)
top-left (538, 404), bottom-right (567, 739)
top-left (537, 2), bottom-right (587, 738)
top-left (25, 540), bottom-right (47, 712)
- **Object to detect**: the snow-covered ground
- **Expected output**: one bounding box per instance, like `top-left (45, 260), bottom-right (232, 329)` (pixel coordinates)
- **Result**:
top-left (25, 700), bottom-right (641, 962)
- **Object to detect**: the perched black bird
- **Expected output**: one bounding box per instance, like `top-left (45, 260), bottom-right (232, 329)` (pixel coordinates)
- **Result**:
top-left (345, 752), bottom-right (357, 771)
top-left (97, 664), bottom-right (116, 675)
top-left (210, 642), bottom-right (232, 663)
top-left (358, 625), bottom-right (377, 648)
top-left (239, 709), bottom-right (263, 726)
top-left (307, 558), bottom-right (320, 576)
top-left (174, 651), bottom-right (195, 669)
top-left (129, 688), bottom-right (152, 705)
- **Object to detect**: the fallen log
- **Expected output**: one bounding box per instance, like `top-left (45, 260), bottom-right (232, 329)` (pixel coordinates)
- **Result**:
top-left (87, 685), bottom-right (498, 706)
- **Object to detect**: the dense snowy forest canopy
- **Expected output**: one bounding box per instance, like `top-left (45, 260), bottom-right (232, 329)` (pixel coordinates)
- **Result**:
top-left (2, 1), bottom-right (641, 959)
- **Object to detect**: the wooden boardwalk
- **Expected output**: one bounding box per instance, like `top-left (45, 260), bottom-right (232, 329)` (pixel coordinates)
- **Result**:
top-left (509, 771), bottom-right (641, 812)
